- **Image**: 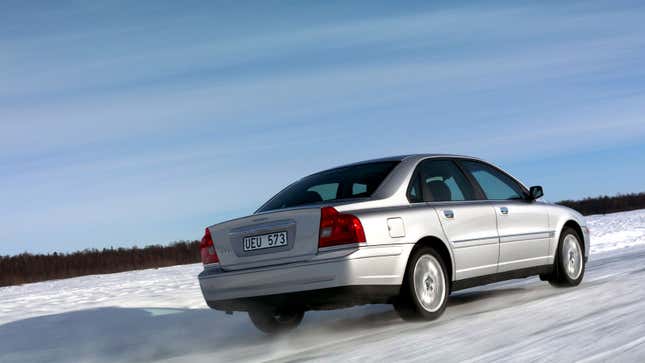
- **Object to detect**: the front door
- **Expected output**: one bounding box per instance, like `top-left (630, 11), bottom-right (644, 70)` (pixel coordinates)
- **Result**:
top-left (459, 160), bottom-right (550, 272)
top-left (491, 200), bottom-right (550, 271)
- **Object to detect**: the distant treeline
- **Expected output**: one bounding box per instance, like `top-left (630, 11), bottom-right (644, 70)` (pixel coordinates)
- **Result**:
top-left (557, 192), bottom-right (645, 216)
top-left (0, 241), bottom-right (200, 287)
top-left (2, 192), bottom-right (645, 287)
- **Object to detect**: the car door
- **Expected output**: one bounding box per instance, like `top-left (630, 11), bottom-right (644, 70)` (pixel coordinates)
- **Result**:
top-left (459, 160), bottom-right (550, 272)
top-left (408, 159), bottom-right (499, 280)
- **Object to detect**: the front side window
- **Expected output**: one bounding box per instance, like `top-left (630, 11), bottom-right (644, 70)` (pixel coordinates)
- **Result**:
top-left (257, 161), bottom-right (400, 212)
top-left (408, 159), bottom-right (476, 202)
top-left (460, 161), bottom-right (525, 200)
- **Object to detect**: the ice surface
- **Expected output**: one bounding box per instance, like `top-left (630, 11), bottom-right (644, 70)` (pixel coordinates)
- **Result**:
top-left (2, 209), bottom-right (645, 362)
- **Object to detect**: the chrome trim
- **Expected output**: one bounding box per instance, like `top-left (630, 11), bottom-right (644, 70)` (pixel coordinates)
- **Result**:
top-left (415, 199), bottom-right (491, 206)
top-left (452, 236), bottom-right (499, 249)
top-left (317, 243), bottom-right (361, 253)
top-left (452, 231), bottom-right (555, 247)
top-left (499, 231), bottom-right (555, 243)
top-left (497, 256), bottom-right (551, 267)
top-left (453, 235), bottom-right (499, 244)
top-left (456, 263), bottom-right (498, 273)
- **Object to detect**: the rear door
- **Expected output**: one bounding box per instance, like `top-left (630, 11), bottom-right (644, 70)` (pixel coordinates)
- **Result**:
top-left (409, 159), bottom-right (499, 280)
top-left (459, 160), bottom-right (550, 272)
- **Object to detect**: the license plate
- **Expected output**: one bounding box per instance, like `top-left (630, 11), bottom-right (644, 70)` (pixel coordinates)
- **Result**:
top-left (243, 231), bottom-right (288, 252)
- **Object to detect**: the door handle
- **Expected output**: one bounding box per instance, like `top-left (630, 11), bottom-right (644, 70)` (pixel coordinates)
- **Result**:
top-left (443, 210), bottom-right (454, 219)
top-left (500, 207), bottom-right (509, 215)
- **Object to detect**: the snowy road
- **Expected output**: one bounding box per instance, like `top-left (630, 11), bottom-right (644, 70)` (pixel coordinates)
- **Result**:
top-left (2, 209), bottom-right (645, 362)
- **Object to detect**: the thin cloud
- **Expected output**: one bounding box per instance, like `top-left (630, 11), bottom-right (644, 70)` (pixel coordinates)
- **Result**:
top-left (1, 0), bottom-right (645, 254)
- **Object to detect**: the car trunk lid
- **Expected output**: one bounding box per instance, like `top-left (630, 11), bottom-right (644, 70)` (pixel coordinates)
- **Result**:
top-left (209, 207), bottom-right (321, 270)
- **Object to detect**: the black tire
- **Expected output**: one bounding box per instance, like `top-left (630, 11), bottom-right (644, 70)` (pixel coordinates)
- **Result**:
top-left (545, 227), bottom-right (585, 287)
top-left (394, 246), bottom-right (449, 321)
top-left (248, 307), bottom-right (304, 334)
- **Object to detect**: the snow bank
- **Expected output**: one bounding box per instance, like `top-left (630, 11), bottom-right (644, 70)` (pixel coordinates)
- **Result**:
top-left (0, 262), bottom-right (207, 325)
top-left (587, 208), bottom-right (645, 254)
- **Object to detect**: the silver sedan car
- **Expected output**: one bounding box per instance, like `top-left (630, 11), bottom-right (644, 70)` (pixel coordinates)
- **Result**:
top-left (198, 154), bottom-right (589, 333)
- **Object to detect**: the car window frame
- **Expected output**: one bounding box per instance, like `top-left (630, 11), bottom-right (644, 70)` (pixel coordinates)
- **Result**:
top-left (455, 159), bottom-right (529, 201)
top-left (406, 168), bottom-right (423, 203)
top-left (406, 157), bottom-right (484, 203)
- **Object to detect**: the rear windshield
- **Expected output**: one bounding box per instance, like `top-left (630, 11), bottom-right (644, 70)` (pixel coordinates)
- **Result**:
top-left (256, 161), bottom-right (400, 213)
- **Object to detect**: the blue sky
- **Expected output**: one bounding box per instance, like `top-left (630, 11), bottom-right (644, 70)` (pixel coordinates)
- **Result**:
top-left (2, 0), bottom-right (645, 255)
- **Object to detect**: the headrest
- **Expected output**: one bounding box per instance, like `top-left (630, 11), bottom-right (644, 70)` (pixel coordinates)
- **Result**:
top-left (302, 190), bottom-right (324, 203)
top-left (426, 180), bottom-right (452, 202)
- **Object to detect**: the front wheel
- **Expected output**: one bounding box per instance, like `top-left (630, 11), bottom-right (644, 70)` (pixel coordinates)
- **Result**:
top-left (248, 307), bottom-right (304, 334)
top-left (546, 227), bottom-right (585, 287)
top-left (394, 247), bottom-right (449, 321)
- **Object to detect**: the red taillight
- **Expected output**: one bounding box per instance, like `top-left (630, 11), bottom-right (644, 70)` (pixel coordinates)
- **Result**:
top-left (200, 228), bottom-right (219, 265)
top-left (318, 206), bottom-right (366, 248)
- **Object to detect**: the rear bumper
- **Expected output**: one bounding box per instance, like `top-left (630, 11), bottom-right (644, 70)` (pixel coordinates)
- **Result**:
top-left (198, 244), bottom-right (411, 311)
top-left (206, 285), bottom-right (401, 312)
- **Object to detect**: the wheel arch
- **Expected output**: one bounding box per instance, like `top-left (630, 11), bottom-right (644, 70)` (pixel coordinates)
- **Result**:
top-left (560, 220), bottom-right (586, 256)
top-left (407, 236), bottom-right (455, 290)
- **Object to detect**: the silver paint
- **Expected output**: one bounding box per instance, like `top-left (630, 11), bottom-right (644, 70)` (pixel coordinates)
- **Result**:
top-left (199, 154), bottom-right (589, 304)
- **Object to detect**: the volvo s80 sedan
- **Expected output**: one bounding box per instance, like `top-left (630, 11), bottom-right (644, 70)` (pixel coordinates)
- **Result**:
top-left (198, 154), bottom-right (589, 333)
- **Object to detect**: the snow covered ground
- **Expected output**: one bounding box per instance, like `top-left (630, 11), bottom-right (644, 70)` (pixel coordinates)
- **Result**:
top-left (587, 209), bottom-right (645, 254)
top-left (2, 209), bottom-right (645, 362)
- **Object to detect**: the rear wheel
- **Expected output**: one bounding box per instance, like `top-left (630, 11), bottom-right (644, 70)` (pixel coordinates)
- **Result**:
top-left (394, 247), bottom-right (449, 321)
top-left (545, 227), bottom-right (585, 287)
top-left (248, 307), bottom-right (304, 334)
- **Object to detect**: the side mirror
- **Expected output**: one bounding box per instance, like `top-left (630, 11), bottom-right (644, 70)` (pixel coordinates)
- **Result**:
top-left (529, 185), bottom-right (544, 200)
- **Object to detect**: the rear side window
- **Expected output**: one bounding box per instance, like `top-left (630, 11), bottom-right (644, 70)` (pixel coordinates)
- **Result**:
top-left (307, 183), bottom-right (339, 201)
top-left (408, 159), bottom-right (476, 202)
top-left (257, 161), bottom-right (400, 212)
top-left (460, 161), bottom-right (525, 200)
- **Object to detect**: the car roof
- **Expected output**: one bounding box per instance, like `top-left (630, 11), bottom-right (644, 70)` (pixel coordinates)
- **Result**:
top-left (336, 153), bottom-right (480, 167)
top-left (310, 154), bottom-right (482, 176)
